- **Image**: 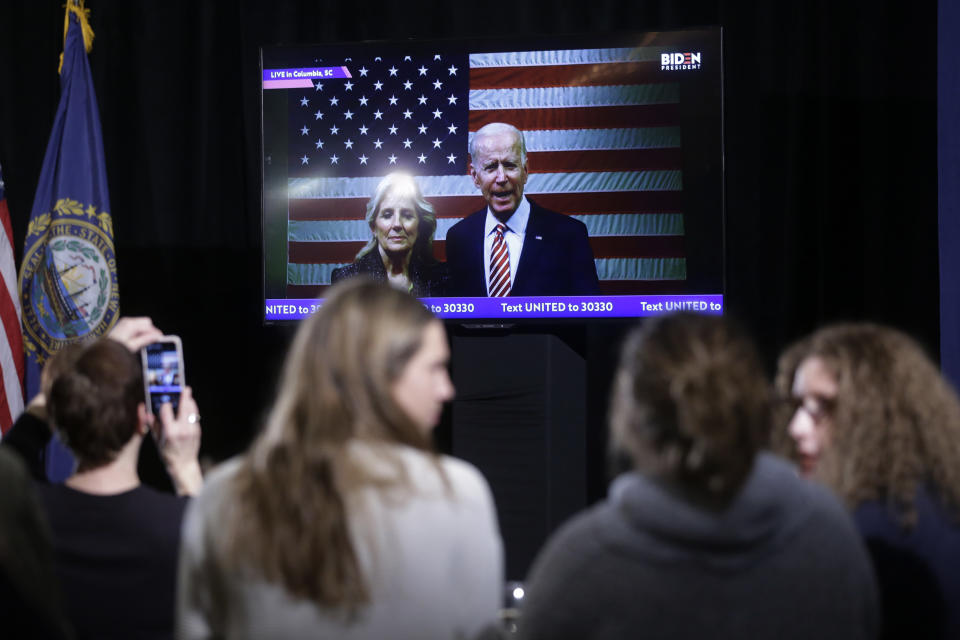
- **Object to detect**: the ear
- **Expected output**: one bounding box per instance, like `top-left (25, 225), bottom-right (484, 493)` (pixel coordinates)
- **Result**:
top-left (137, 402), bottom-right (153, 435)
top-left (468, 160), bottom-right (481, 189)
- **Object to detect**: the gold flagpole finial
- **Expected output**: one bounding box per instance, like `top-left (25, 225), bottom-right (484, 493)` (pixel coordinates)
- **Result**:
top-left (58, 0), bottom-right (95, 74)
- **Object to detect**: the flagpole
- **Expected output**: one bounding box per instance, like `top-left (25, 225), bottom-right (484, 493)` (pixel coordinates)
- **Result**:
top-left (19, 0), bottom-right (120, 479)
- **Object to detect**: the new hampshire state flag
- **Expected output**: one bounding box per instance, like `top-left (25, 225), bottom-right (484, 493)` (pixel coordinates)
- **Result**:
top-left (18, 1), bottom-right (120, 479)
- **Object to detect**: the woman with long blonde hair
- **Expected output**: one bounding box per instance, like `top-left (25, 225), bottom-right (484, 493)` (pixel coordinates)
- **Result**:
top-left (177, 278), bottom-right (502, 639)
top-left (331, 172), bottom-right (448, 296)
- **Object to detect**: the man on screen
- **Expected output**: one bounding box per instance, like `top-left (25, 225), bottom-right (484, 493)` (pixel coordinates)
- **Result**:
top-left (445, 123), bottom-right (600, 297)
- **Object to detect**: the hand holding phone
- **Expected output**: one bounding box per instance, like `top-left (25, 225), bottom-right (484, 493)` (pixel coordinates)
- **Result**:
top-left (141, 336), bottom-right (185, 416)
top-left (156, 385), bottom-right (204, 496)
top-left (109, 317), bottom-right (163, 352)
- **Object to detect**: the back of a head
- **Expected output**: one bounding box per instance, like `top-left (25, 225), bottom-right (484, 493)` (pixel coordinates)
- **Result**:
top-left (267, 277), bottom-right (437, 450)
top-left (48, 339), bottom-right (142, 471)
top-left (39, 341), bottom-right (87, 399)
top-left (610, 313), bottom-right (770, 499)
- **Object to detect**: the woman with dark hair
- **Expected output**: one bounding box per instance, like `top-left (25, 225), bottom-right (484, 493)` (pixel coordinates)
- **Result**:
top-left (331, 172), bottom-right (448, 296)
top-left (177, 278), bottom-right (502, 640)
top-left (37, 333), bottom-right (202, 640)
top-left (776, 323), bottom-right (960, 639)
top-left (518, 313), bottom-right (878, 640)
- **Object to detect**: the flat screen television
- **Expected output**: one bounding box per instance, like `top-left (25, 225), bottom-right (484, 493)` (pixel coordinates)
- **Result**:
top-left (261, 29), bottom-right (724, 322)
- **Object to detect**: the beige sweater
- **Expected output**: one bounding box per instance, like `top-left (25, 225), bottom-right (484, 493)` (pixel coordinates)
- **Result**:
top-left (176, 442), bottom-right (503, 640)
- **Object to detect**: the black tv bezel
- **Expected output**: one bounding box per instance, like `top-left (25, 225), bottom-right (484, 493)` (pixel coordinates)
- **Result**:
top-left (259, 28), bottom-right (726, 327)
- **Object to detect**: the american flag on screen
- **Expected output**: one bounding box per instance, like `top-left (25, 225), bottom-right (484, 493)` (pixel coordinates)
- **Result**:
top-left (0, 164), bottom-right (24, 436)
top-left (285, 47), bottom-right (685, 296)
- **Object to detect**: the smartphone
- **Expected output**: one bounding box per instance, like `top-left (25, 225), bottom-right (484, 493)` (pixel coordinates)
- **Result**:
top-left (141, 336), bottom-right (185, 416)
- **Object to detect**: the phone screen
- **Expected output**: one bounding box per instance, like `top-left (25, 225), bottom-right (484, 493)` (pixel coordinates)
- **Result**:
top-left (144, 341), bottom-right (183, 415)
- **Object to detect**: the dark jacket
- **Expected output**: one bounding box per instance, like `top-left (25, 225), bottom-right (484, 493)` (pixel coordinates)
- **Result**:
top-left (444, 199), bottom-right (600, 297)
top-left (330, 248), bottom-right (449, 297)
top-left (2, 411), bottom-right (52, 482)
top-left (855, 486), bottom-right (960, 639)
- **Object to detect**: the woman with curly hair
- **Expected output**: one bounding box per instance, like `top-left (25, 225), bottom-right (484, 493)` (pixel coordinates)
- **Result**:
top-left (776, 323), bottom-right (960, 639)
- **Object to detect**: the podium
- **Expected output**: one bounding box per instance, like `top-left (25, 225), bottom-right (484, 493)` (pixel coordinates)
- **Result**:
top-left (449, 328), bottom-right (592, 580)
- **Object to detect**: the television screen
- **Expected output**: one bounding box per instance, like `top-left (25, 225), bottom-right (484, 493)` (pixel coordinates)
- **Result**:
top-left (261, 29), bottom-right (724, 322)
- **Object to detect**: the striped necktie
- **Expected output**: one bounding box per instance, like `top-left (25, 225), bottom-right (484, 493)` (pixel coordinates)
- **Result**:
top-left (488, 223), bottom-right (511, 297)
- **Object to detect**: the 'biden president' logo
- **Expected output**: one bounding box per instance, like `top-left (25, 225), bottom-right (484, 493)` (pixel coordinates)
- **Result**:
top-left (660, 52), bottom-right (702, 71)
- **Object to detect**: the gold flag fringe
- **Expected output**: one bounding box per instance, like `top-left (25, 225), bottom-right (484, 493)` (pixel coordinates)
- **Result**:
top-left (58, 0), bottom-right (95, 74)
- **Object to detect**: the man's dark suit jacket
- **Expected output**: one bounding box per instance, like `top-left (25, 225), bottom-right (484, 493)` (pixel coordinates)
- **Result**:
top-left (444, 200), bottom-right (601, 297)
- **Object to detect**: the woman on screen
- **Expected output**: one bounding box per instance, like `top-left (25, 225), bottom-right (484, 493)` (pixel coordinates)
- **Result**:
top-left (177, 278), bottom-right (502, 640)
top-left (331, 172), bottom-right (449, 297)
top-left (775, 323), bottom-right (960, 638)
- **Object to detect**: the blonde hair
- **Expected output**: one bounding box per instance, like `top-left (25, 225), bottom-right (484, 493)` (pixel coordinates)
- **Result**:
top-left (227, 278), bottom-right (438, 606)
top-left (356, 172), bottom-right (437, 262)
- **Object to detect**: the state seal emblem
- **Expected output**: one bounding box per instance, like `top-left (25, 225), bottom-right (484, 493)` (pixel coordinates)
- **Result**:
top-left (18, 198), bottom-right (119, 364)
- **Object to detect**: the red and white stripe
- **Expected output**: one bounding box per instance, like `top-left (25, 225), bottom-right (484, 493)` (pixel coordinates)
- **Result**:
top-left (0, 193), bottom-right (24, 436)
top-left (488, 224), bottom-right (511, 296)
top-left (287, 46), bottom-right (686, 297)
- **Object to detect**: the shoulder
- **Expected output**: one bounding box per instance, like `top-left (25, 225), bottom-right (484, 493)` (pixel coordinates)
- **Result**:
top-left (437, 454), bottom-right (495, 503)
top-left (411, 257), bottom-right (450, 293)
top-left (855, 483), bottom-right (960, 541)
top-left (38, 484), bottom-right (187, 549)
top-left (124, 486), bottom-right (190, 539)
top-left (530, 515), bottom-right (603, 591)
top-left (184, 458), bottom-right (244, 524)
top-left (415, 255), bottom-right (448, 272)
top-left (531, 498), bottom-right (614, 574)
top-left (330, 264), bottom-right (353, 283)
top-left (0, 447), bottom-right (47, 530)
top-left (192, 457), bottom-right (243, 508)
top-left (447, 208), bottom-right (486, 240)
top-left (331, 259), bottom-right (365, 283)
top-left (386, 446), bottom-right (494, 506)
top-left (746, 455), bottom-right (874, 577)
top-left (518, 506), bottom-right (609, 638)
top-left (40, 483), bottom-right (188, 519)
top-left (528, 200), bottom-right (588, 234)
top-left (4, 411), bottom-right (51, 449)
top-left (0, 446), bottom-right (30, 490)
top-left (749, 453), bottom-right (855, 527)
top-left (134, 484), bottom-right (189, 513)
top-left (179, 459), bottom-right (245, 560)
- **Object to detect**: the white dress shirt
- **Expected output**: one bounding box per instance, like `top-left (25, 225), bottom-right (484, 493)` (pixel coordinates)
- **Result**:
top-left (483, 196), bottom-right (530, 295)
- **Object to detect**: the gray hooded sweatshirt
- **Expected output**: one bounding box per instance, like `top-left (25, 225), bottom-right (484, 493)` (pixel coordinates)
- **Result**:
top-left (518, 452), bottom-right (879, 640)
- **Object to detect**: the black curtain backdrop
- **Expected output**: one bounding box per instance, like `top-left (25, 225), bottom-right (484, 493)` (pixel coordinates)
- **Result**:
top-left (940, 0), bottom-right (960, 389)
top-left (0, 0), bottom-right (938, 464)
